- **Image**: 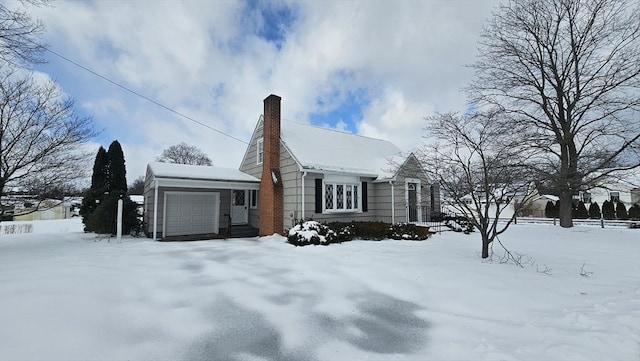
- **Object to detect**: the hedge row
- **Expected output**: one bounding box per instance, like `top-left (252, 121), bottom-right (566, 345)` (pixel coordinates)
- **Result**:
top-left (287, 221), bottom-right (433, 246)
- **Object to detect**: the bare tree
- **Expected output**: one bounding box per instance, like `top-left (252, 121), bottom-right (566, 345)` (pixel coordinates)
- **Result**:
top-left (129, 176), bottom-right (145, 195)
top-left (419, 110), bottom-right (538, 258)
top-left (0, 72), bottom-right (94, 218)
top-left (468, 0), bottom-right (640, 227)
top-left (0, 1), bottom-right (48, 67)
top-left (157, 142), bottom-right (212, 166)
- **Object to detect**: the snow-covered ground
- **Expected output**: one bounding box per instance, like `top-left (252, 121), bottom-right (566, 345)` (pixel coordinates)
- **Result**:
top-left (0, 219), bottom-right (638, 361)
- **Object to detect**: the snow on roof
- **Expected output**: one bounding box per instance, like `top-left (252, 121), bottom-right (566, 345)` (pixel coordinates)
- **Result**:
top-left (148, 162), bottom-right (259, 183)
top-left (281, 120), bottom-right (402, 179)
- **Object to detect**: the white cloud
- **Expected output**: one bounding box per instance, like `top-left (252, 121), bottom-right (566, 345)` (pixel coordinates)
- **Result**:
top-left (25, 0), bottom-right (500, 182)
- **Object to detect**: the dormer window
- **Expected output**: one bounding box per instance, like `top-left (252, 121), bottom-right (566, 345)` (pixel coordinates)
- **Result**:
top-left (257, 138), bottom-right (264, 165)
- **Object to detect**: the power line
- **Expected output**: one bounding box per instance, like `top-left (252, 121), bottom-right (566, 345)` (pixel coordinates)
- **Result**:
top-left (43, 46), bottom-right (249, 146)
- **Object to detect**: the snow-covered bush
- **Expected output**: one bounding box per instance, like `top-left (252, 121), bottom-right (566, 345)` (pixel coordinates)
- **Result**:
top-left (287, 221), bottom-right (337, 246)
top-left (444, 216), bottom-right (474, 234)
top-left (388, 223), bottom-right (433, 240)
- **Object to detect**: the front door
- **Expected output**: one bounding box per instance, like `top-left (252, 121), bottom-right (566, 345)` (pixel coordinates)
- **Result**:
top-left (232, 190), bottom-right (248, 225)
top-left (407, 182), bottom-right (418, 222)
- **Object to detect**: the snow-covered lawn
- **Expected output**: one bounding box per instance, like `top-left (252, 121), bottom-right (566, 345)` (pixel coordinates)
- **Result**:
top-left (0, 219), bottom-right (638, 361)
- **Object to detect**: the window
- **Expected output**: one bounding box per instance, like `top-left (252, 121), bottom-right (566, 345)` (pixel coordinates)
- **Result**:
top-left (581, 192), bottom-right (591, 204)
top-left (250, 190), bottom-right (258, 209)
top-left (610, 191), bottom-right (620, 202)
top-left (256, 138), bottom-right (264, 165)
top-left (324, 180), bottom-right (360, 212)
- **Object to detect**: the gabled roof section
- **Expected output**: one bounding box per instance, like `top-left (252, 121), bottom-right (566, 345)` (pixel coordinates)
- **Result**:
top-left (281, 120), bottom-right (402, 179)
top-left (148, 162), bottom-right (259, 183)
top-left (238, 115), bottom-right (264, 169)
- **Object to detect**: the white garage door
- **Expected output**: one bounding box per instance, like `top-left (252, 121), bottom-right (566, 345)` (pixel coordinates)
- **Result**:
top-left (164, 192), bottom-right (219, 237)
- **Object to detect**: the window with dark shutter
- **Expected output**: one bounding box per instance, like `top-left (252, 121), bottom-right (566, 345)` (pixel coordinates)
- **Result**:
top-left (362, 181), bottom-right (368, 212)
top-left (315, 179), bottom-right (323, 213)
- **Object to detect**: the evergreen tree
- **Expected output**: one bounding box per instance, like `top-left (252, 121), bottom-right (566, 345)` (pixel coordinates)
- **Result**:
top-left (616, 202), bottom-right (628, 220)
top-left (544, 200), bottom-right (555, 218)
top-left (574, 201), bottom-right (588, 219)
top-left (629, 204), bottom-right (640, 220)
top-left (588, 202), bottom-right (601, 219)
top-left (107, 140), bottom-right (127, 195)
top-left (602, 200), bottom-right (615, 220)
top-left (80, 146), bottom-right (109, 230)
top-left (85, 140), bottom-right (140, 235)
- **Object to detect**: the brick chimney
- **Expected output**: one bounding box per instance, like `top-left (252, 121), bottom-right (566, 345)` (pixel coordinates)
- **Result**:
top-left (259, 94), bottom-right (284, 236)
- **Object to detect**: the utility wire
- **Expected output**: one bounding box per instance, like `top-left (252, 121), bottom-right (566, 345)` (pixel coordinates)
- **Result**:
top-left (43, 46), bottom-right (249, 146)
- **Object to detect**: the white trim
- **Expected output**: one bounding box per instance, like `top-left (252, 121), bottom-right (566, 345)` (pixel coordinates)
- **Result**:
top-left (405, 178), bottom-right (422, 223)
top-left (257, 138), bottom-right (264, 165)
top-left (153, 179), bottom-right (158, 240)
top-left (322, 179), bottom-right (362, 213)
top-left (153, 178), bottom-right (259, 190)
top-left (163, 191), bottom-right (220, 237)
top-left (390, 181), bottom-right (395, 223)
top-left (301, 171), bottom-right (307, 220)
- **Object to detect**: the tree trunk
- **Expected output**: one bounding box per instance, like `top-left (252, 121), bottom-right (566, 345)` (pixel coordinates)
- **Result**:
top-left (481, 238), bottom-right (490, 258)
top-left (559, 190), bottom-right (574, 228)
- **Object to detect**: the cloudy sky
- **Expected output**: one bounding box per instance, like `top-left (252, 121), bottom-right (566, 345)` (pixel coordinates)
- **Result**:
top-left (18, 0), bottom-right (500, 184)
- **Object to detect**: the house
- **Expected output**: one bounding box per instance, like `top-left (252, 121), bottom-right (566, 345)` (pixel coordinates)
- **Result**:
top-left (575, 179), bottom-right (640, 208)
top-left (12, 199), bottom-right (73, 221)
top-left (144, 94), bottom-right (439, 239)
top-left (444, 182), bottom-right (540, 219)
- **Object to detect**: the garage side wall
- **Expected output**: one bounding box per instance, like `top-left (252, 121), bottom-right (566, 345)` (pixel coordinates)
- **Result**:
top-left (145, 187), bottom-right (231, 239)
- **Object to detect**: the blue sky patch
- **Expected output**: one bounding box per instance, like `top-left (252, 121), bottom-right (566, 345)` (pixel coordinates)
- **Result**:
top-left (310, 90), bottom-right (370, 133)
top-left (242, 0), bottom-right (298, 49)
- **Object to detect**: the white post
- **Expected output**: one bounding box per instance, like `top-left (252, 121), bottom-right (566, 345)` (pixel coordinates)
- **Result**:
top-left (116, 198), bottom-right (123, 243)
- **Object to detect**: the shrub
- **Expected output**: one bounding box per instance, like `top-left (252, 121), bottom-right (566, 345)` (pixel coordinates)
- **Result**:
top-left (325, 221), bottom-right (390, 241)
top-left (85, 195), bottom-right (140, 235)
top-left (287, 220), bottom-right (433, 246)
top-left (388, 223), bottom-right (433, 240)
top-left (544, 200), bottom-right (556, 218)
top-left (287, 221), bottom-right (337, 246)
top-left (629, 204), bottom-right (640, 220)
top-left (588, 202), bottom-right (601, 219)
top-left (443, 215), bottom-right (475, 234)
top-left (573, 201), bottom-right (589, 219)
top-left (602, 200), bottom-right (615, 220)
top-left (616, 202), bottom-right (628, 220)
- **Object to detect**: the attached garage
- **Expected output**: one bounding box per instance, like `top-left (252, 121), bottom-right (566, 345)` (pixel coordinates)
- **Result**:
top-left (164, 192), bottom-right (220, 237)
top-left (144, 162), bottom-right (260, 240)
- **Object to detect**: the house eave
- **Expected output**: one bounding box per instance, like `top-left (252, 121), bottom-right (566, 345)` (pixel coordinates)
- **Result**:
top-left (151, 176), bottom-right (260, 190)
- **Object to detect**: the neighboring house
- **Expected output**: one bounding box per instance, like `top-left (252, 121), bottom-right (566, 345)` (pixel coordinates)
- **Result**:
top-left (444, 182), bottom-right (540, 219)
top-left (575, 179), bottom-right (640, 208)
top-left (144, 94), bottom-right (440, 239)
top-left (12, 199), bottom-right (73, 221)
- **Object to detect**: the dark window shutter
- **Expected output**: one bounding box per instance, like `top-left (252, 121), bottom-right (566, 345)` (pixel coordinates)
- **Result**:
top-left (362, 182), bottom-right (368, 212)
top-left (315, 179), bottom-right (323, 213)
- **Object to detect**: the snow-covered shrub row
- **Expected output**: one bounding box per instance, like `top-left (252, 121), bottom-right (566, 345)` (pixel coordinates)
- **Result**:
top-left (287, 221), bottom-right (433, 246)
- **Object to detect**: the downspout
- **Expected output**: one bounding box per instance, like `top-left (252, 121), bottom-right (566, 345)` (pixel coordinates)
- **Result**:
top-left (153, 179), bottom-right (158, 240)
top-left (301, 171), bottom-right (307, 221)
top-left (389, 180), bottom-right (395, 224)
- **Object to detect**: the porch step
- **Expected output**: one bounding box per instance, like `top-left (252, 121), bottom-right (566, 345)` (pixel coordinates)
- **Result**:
top-left (229, 225), bottom-right (259, 238)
